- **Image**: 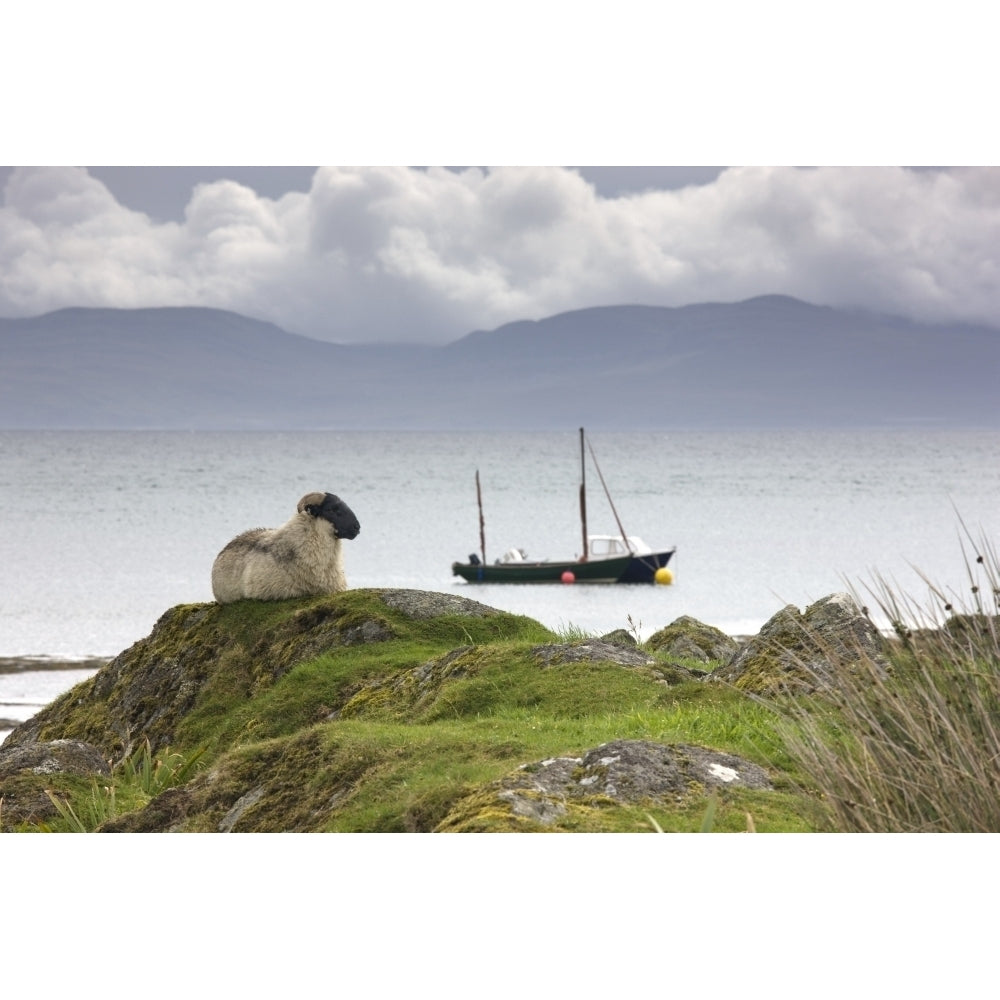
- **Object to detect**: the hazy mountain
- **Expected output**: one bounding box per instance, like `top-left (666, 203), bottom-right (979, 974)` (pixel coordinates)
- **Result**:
top-left (1, 297), bottom-right (997, 430)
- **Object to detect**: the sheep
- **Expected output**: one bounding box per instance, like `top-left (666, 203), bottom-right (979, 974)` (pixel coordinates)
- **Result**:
top-left (211, 491), bottom-right (361, 604)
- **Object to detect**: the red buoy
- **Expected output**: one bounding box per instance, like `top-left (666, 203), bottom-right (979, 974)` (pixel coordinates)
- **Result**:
top-left (561, 571), bottom-right (575, 584)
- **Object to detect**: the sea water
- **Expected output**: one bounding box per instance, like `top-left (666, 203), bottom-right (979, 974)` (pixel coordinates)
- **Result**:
top-left (2, 428), bottom-right (998, 742)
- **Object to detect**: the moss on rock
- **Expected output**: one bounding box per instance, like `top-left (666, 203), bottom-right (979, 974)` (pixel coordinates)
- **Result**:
top-left (646, 615), bottom-right (739, 664)
top-left (438, 740), bottom-right (773, 832)
top-left (711, 593), bottom-right (888, 695)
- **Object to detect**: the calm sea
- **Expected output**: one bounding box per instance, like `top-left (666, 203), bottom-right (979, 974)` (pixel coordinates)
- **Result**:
top-left (2, 428), bottom-right (998, 742)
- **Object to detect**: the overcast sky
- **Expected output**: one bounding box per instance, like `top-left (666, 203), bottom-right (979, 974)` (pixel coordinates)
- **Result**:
top-left (4, 5), bottom-right (997, 345)
top-left (2, 165), bottom-right (998, 344)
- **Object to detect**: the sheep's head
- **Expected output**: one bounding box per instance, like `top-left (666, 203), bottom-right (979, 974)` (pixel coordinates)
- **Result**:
top-left (299, 492), bottom-right (361, 540)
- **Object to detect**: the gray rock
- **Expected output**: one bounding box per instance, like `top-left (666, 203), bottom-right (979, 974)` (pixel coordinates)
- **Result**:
top-left (218, 786), bottom-right (266, 832)
top-left (0, 738), bottom-right (110, 778)
top-left (0, 739), bottom-right (113, 828)
top-left (712, 592), bottom-right (888, 695)
top-left (488, 740), bottom-right (772, 825)
top-left (646, 615), bottom-right (739, 663)
top-left (379, 589), bottom-right (501, 620)
top-left (531, 639), bottom-right (656, 668)
top-left (600, 628), bottom-right (638, 648)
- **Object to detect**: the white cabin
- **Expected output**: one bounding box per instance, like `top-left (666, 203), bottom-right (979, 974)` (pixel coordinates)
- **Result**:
top-left (587, 534), bottom-right (652, 559)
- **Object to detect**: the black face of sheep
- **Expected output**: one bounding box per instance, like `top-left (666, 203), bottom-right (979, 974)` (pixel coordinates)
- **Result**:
top-left (303, 492), bottom-right (361, 540)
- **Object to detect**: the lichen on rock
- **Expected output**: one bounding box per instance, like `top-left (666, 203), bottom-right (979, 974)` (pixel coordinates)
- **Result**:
top-left (0, 738), bottom-right (110, 779)
top-left (531, 639), bottom-right (656, 668)
top-left (711, 592), bottom-right (888, 695)
top-left (438, 739), bottom-right (773, 830)
top-left (646, 615), bottom-right (740, 663)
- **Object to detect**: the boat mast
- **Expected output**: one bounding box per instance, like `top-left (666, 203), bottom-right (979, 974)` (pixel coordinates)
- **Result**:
top-left (579, 427), bottom-right (589, 560)
top-left (587, 433), bottom-right (631, 549)
top-left (475, 468), bottom-right (486, 564)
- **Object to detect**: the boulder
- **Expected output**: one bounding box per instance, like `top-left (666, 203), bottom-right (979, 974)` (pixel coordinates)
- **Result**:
top-left (438, 739), bottom-right (772, 830)
top-left (531, 639), bottom-right (702, 684)
top-left (0, 738), bottom-right (112, 828)
top-left (378, 589), bottom-right (501, 620)
top-left (646, 615), bottom-right (739, 663)
top-left (531, 639), bottom-right (656, 668)
top-left (0, 738), bottom-right (110, 779)
top-left (711, 592), bottom-right (888, 695)
top-left (599, 628), bottom-right (638, 648)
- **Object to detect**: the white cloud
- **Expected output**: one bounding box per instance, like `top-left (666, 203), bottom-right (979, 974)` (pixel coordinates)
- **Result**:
top-left (4, 165), bottom-right (121, 227)
top-left (1, 164), bottom-right (999, 343)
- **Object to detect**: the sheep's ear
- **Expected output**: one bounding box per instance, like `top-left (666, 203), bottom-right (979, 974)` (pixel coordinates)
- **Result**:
top-left (304, 503), bottom-right (319, 516)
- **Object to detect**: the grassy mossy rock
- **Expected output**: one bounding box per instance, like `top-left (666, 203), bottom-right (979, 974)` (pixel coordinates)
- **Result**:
top-left (711, 592), bottom-right (889, 695)
top-left (2, 588), bottom-right (530, 761)
top-left (5, 589), bottom-right (524, 759)
top-left (646, 615), bottom-right (740, 663)
top-left (437, 739), bottom-right (773, 832)
top-left (599, 628), bottom-right (638, 647)
top-left (2, 587), bottom-right (835, 833)
top-left (530, 638), bottom-right (703, 685)
top-left (0, 738), bottom-right (110, 779)
top-left (532, 639), bottom-right (656, 668)
top-left (0, 739), bottom-right (113, 827)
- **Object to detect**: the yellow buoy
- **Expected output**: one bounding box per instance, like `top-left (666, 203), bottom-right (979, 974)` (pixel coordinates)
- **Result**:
top-left (654, 567), bottom-right (674, 586)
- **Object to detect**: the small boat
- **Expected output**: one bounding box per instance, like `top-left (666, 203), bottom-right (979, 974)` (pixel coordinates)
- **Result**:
top-left (451, 428), bottom-right (676, 585)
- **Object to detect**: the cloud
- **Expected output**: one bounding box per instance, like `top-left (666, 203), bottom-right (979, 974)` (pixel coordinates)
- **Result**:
top-left (2, 164), bottom-right (999, 343)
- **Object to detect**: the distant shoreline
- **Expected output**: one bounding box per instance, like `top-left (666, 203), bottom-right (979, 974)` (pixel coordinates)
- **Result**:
top-left (0, 656), bottom-right (111, 674)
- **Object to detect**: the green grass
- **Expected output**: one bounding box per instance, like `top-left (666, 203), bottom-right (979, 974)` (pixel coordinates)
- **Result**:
top-left (37, 740), bottom-right (207, 833)
top-left (162, 639), bottom-right (823, 832)
top-left (182, 713), bottom-right (819, 833)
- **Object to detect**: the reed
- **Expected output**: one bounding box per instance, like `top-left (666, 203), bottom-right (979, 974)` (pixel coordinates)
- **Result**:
top-left (42, 740), bottom-right (206, 833)
top-left (779, 526), bottom-right (1000, 832)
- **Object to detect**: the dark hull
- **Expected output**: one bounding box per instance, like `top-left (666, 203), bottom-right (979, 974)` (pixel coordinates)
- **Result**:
top-left (452, 547), bottom-right (675, 584)
top-left (452, 553), bottom-right (632, 584)
top-left (618, 547), bottom-right (676, 583)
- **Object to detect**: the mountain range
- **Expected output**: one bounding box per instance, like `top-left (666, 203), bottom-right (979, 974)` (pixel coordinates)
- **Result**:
top-left (1, 295), bottom-right (997, 429)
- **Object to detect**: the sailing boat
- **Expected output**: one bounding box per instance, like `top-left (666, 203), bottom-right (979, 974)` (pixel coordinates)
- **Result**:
top-left (450, 428), bottom-right (676, 584)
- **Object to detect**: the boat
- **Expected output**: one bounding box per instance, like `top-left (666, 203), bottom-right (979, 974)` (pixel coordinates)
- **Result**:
top-left (451, 428), bottom-right (676, 585)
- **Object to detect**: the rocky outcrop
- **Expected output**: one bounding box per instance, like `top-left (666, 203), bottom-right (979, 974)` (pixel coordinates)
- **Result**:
top-left (0, 738), bottom-right (112, 827)
top-left (0, 738), bottom-right (110, 779)
top-left (2, 588), bottom-right (899, 833)
top-left (711, 592), bottom-right (888, 695)
top-left (646, 615), bottom-right (740, 663)
top-left (439, 739), bottom-right (773, 830)
top-left (530, 638), bottom-right (703, 685)
top-left (378, 589), bottom-right (501, 619)
top-left (1, 589), bottom-right (502, 759)
top-left (531, 639), bottom-right (656, 668)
